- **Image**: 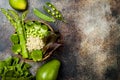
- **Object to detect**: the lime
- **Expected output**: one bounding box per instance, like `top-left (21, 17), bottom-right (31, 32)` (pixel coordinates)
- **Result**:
top-left (9, 0), bottom-right (28, 11)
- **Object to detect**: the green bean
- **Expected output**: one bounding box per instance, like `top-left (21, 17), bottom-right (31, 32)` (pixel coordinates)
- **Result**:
top-left (33, 8), bottom-right (55, 22)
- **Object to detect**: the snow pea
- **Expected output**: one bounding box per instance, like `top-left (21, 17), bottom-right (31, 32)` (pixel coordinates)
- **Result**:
top-left (33, 8), bottom-right (55, 22)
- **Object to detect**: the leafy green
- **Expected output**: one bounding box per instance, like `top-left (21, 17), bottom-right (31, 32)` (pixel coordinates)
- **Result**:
top-left (31, 50), bottom-right (43, 62)
top-left (11, 44), bottom-right (21, 54)
top-left (40, 24), bottom-right (49, 37)
top-left (10, 34), bottom-right (19, 44)
top-left (2, 76), bottom-right (34, 80)
top-left (0, 57), bottom-right (34, 80)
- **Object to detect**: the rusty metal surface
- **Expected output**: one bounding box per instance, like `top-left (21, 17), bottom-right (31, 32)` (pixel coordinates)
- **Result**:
top-left (0, 0), bottom-right (120, 80)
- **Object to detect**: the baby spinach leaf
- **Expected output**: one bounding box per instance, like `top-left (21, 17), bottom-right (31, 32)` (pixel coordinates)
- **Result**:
top-left (10, 34), bottom-right (19, 44)
top-left (31, 50), bottom-right (43, 61)
top-left (12, 44), bottom-right (21, 54)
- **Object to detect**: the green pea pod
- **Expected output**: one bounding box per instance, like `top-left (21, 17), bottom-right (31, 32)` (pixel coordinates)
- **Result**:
top-left (46, 2), bottom-right (57, 10)
top-left (33, 8), bottom-right (55, 22)
top-left (43, 2), bottom-right (66, 22)
top-left (36, 59), bottom-right (61, 80)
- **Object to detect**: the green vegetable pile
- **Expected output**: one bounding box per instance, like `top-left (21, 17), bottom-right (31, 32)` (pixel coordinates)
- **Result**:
top-left (0, 57), bottom-right (34, 80)
top-left (33, 2), bottom-right (65, 22)
top-left (0, 1), bottom-right (63, 80)
top-left (0, 8), bottom-right (60, 62)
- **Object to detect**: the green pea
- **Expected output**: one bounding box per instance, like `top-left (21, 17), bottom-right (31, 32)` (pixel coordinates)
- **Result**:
top-left (56, 11), bottom-right (59, 14)
top-left (55, 15), bottom-right (59, 18)
top-left (52, 7), bottom-right (56, 11)
top-left (58, 14), bottom-right (62, 18)
top-left (47, 9), bottom-right (51, 13)
top-left (52, 12), bottom-right (55, 16)
top-left (48, 4), bottom-right (52, 7)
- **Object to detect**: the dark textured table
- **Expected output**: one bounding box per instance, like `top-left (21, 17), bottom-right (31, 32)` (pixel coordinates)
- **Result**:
top-left (0, 0), bottom-right (120, 80)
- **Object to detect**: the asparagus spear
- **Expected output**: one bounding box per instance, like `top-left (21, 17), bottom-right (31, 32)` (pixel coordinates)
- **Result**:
top-left (0, 8), bottom-right (17, 28)
top-left (0, 8), bottom-right (28, 58)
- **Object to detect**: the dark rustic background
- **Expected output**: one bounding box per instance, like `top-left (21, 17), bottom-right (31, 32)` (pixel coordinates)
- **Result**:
top-left (0, 0), bottom-right (120, 80)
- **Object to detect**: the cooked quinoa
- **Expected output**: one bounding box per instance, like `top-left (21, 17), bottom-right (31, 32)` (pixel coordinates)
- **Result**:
top-left (26, 36), bottom-right (45, 52)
